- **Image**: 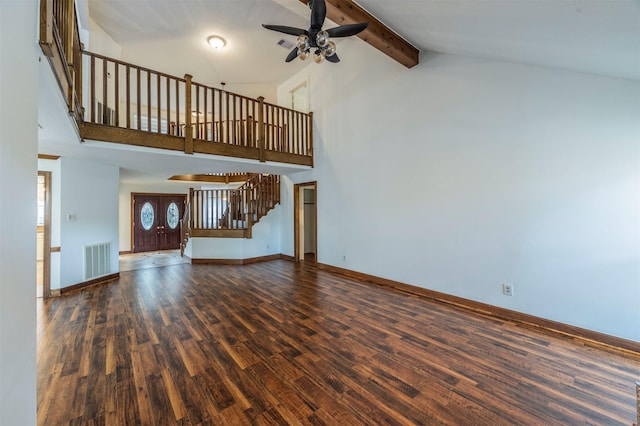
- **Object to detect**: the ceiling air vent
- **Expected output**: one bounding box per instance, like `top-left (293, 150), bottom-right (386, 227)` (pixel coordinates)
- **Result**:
top-left (277, 39), bottom-right (294, 50)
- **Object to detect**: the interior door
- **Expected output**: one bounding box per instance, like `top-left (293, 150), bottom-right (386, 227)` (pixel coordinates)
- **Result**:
top-left (133, 194), bottom-right (186, 253)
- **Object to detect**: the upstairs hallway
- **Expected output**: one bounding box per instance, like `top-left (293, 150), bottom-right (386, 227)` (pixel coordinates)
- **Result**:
top-left (39, 0), bottom-right (314, 168)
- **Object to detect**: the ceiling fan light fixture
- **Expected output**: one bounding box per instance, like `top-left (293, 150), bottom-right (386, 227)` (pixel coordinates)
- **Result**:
top-left (263, 0), bottom-right (368, 64)
top-left (298, 49), bottom-right (310, 61)
top-left (207, 35), bottom-right (226, 49)
top-left (313, 50), bottom-right (325, 64)
top-left (316, 30), bottom-right (329, 48)
top-left (325, 41), bottom-right (336, 57)
top-left (296, 35), bottom-right (310, 51)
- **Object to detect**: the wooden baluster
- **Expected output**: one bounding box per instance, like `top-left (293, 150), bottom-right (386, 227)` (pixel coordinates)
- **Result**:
top-left (114, 62), bottom-right (119, 127)
top-left (218, 88), bottom-right (223, 142)
top-left (232, 95), bottom-right (237, 145)
top-left (166, 77), bottom-right (170, 134)
top-left (308, 111), bottom-right (313, 161)
top-left (189, 188), bottom-right (194, 228)
top-left (225, 91), bottom-right (230, 145)
top-left (195, 84), bottom-right (200, 140)
top-left (157, 73), bottom-right (161, 133)
top-left (299, 111), bottom-right (303, 156)
top-left (258, 96), bottom-right (265, 162)
top-left (90, 54), bottom-right (95, 123)
top-left (239, 98), bottom-right (245, 146)
top-left (136, 68), bottom-right (141, 130)
top-left (251, 102), bottom-right (256, 148)
top-left (65, 0), bottom-right (73, 64)
top-left (184, 74), bottom-right (193, 154)
top-left (270, 106), bottom-right (275, 151)
top-left (102, 59), bottom-right (108, 124)
top-left (147, 71), bottom-right (151, 131)
top-left (176, 79), bottom-right (180, 136)
top-left (125, 65), bottom-right (130, 129)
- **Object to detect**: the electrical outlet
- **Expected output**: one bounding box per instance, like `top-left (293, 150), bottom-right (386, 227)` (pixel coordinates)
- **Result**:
top-left (503, 284), bottom-right (514, 296)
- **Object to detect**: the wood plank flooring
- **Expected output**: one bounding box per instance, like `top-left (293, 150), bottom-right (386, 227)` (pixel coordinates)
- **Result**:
top-left (37, 260), bottom-right (640, 425)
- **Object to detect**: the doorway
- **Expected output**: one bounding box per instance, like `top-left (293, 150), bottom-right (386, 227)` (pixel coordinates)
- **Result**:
top-left (131, 193), bottom-right (186, 253)
top-left (294, 182), bottom-right (317, 263)
top-left (37, 171), bottom-right (51, 298)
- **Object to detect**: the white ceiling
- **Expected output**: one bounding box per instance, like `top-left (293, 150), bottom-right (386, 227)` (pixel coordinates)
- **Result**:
top-left (84, 0), bottom-right (640, 83)
top-left (40, 0), bottom-right (639, 183)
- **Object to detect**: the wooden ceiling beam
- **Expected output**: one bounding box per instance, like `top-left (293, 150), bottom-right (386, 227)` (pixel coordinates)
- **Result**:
top-left (299, 0), bottom-right (419, 68)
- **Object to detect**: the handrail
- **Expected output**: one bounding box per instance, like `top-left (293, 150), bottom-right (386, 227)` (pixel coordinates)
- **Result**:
top-left (39, 0), bottom-right (314, 166)
top-left (189, 174), bottom-right (280, 236)
top-left (82, 50), bottom-right (313, 161)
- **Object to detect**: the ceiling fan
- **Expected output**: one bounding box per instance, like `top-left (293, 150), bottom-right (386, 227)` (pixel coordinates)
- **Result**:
top-left (262, 0), bottom-right (369, 64)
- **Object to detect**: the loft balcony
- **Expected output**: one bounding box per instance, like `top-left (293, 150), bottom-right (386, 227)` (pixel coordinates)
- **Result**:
top-left (38, 0), bottom-right (313, 168)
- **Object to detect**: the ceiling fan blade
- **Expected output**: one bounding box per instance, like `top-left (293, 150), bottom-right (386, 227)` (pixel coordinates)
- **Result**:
top-left (326, 22), bottom-right (369, 38)
top-left (326, 53), bottom-right (340, 63)
top-left (262, 24), bottom-right (308, 37)
top-left (285, 47), bottom-right (300, 63)
top-left (310, 0), bottom-right (326, 30)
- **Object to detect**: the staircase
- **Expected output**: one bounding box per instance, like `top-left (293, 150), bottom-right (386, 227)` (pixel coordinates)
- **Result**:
top-left (180, 174), bottom-right (280, 255)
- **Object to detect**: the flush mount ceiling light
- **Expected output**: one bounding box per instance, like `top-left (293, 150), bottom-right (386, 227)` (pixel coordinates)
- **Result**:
top-left (207, 35), bottom-right (226, 49)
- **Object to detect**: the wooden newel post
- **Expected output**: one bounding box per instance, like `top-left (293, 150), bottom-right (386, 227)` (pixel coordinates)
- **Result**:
top-left (308, 111), bottom-right (314, 166)
top-left (39, 0), bottom-right (54, 57)
top-left (184, 74), bottom-right (194, 154)
top-left (257, 96), bottom-right (266, 162)
top-left (189, 188), bottom-right (195, 228)
top-left (76, 43), bottom-right (84, 121)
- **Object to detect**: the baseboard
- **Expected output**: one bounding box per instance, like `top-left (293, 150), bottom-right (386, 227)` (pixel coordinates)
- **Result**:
top-left (317, 263), bottom-right (640, 356)
top-left (119, 250), bottom-right (132, 255)
top-left (59, 273), bottom-right (120, 295)
top-left (192, 254), bottom-right (285, 265)
top-left (279, 254), bottom-right (295, 262)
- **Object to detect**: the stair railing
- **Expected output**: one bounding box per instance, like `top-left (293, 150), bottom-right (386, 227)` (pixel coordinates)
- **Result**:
top-left (179, 200), bottom-right (191, 256)
top-left (187, 174), bottom-right (280, 237)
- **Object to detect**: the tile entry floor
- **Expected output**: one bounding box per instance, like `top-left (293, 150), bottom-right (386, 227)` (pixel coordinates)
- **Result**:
top-left (119, 249), bottom-right (190, 272)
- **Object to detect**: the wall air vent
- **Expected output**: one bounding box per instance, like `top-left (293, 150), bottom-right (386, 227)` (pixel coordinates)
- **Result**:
top-left (84, 242), bottom-right (111, 280)
top-left (277, 39), bottom-right (294, 50)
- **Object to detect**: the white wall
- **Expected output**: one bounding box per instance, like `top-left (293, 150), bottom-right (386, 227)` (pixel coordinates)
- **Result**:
top-left (278, 41), bottom-right (640, 342)
top-left (60, 158), bottom-right (119, 288)
top-left (187, 205), bottom-right (282, 260)
top-left (0, 1), bottom-right (38, 423)
top-left (119, 181), bottom-right (193, 252)
top-left (87, 17), bottom-right (122, 58)
top-left (38, 158), bottom-right (62, 289)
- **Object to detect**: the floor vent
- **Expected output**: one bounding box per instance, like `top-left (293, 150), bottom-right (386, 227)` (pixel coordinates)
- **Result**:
top-left (84, 242), bottom-right (111, 280)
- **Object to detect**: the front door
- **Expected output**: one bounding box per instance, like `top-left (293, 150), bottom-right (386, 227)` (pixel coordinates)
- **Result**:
top-left (133, 194), bottom-right (186, 253)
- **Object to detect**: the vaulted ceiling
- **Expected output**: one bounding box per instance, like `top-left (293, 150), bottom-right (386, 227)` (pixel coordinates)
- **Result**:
top-left (84, 0), bottom-right (640, 88)
top-left (41, 0), bottom-right (639, 182)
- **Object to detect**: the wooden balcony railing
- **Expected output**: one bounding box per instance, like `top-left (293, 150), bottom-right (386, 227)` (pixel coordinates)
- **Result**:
top-left (39, 0), bottom-right (314, 167)
top-left (39, 0), bottom-right (83, 122)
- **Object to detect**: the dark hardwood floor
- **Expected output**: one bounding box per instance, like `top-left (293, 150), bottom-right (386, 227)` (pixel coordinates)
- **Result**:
top-left (37, 260), bottom-right (640, 425)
